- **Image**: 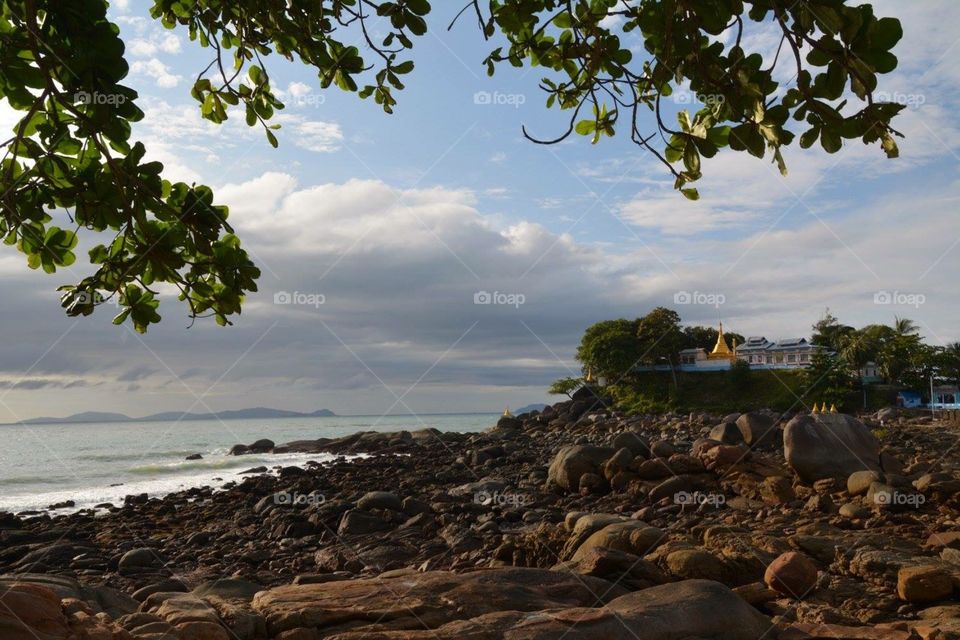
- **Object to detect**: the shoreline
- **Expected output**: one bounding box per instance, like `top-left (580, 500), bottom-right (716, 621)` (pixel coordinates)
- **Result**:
top-left (3, 395), bottom-right (960, 639)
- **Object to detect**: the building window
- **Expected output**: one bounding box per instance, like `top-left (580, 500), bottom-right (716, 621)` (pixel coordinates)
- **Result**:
top-left (800, 354), bottom-right (808, 362)
top-left (765, 355), bottom-right (772, 364)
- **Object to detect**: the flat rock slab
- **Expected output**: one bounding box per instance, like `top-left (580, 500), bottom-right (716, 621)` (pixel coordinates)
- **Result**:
top-left (0, 573), bottom-right (136, 618)
top-left (252, 567), bottom-right (624, 636)
top-left (779, 623), bottom-right (916, 639)
top-left (321, 579), bottom-right (771, 640)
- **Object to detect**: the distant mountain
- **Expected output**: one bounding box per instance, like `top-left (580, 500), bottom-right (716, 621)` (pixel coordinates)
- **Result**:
top-left (15, 407), bottom-right (336, 425)
top-left (514, 403), bottom-right (548, 414)
top-left (21, 411), bottom-right (133, 424)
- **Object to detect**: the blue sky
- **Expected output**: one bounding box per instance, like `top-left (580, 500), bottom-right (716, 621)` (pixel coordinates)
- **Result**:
top-left (0, 0), bottom-right (958, 421)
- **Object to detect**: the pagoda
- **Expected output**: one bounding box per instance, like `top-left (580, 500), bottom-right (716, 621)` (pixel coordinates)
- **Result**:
top-left (707, 321), bottom-right (737, 361)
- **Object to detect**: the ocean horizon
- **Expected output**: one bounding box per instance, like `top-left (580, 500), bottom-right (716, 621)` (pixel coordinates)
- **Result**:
top-left (0, 413), bottom-right (498, 514)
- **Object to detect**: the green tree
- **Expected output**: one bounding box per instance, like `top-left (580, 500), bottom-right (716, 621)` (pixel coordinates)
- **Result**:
top-left (682, 325), bottom-right (745, 351)
top-left (576, 318), bottom-right (641, 382)
top-left (803, 348), bottom-right (852, 408)
top-left (877, 316), bottom-right (922, 384)
top-left (811, 309), bottom-right (855, 353)
top-left (1, 1), bottom-right (906, 330)
top-left (548, 376), bottom-right (583, 399)
top-left (636, 307), bottom-right (685, 388)
top-left (839, 330), bottom-right (871, 407)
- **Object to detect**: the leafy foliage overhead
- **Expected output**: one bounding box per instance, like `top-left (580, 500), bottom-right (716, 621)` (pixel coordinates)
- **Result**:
top-left (0, 0), bottom-right (905, 330)
top-left (462, 0), bottom-right (906, 200)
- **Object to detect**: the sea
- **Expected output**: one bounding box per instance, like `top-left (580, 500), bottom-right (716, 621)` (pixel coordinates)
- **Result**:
top-left (0, 413), bottom-right (498, 514)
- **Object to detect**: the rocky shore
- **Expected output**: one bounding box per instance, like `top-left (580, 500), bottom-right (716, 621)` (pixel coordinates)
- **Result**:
top-left (3, 389), bottom-right (960, 639)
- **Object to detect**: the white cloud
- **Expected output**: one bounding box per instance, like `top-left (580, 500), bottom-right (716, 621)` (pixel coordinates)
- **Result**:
top-left (129, 32), bottom-right (181, 57)
top-left (286, 119), bottom-right (343, 153)
top-left (130, 58), bottom-right (180, 88)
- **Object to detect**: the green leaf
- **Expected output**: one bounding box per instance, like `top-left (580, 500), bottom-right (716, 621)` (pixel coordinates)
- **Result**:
top-left (575, 120), bottom-right (596, 135)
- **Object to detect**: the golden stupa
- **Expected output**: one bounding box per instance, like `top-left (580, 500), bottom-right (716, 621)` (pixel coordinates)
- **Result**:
top-left (585, 366), bottom-right (594, 383)
top-left (707, 322), bottom-right (737, 361)
top-left (502, 407), bottom-right (513, 418)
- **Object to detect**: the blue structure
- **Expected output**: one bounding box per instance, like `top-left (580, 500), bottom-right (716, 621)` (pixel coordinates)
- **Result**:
top-left (896, 391), bottom-right (923, 408)
top-left (931, 385), bottom-right (960, 409)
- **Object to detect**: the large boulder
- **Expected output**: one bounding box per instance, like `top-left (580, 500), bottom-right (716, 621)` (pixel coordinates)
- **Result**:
top-left (320, 579), bottom-right (771, 640)
top-left (0, 584), bottom-right (69, 640)
top-left (357, 491), bottom-right (402, 512)
top-left (252, 567), bottom-right (624, 636)
top-left (611, 432), bottom-right (651, 458)
top-left (570, 521), bottom-right (665, 561)
top-left (0, 574), bottom-right (136, 619)
top-left (552, 547), bottom-right (668, 590)
top-left (783, 414), bottom-right (881, 484)
top-left (547, 445), bottom-right (614, 493)
top-left (736, 412), bottom-right (780, 449)
top-left (709, 422), bottom-right (744, 445)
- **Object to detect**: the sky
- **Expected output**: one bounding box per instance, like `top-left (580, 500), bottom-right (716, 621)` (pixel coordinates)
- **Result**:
top-left (0, 1), bottom-right (958, 421)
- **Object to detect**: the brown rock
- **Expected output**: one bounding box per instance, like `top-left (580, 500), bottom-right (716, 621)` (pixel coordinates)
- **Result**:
top-left (547, 445), bottom-right (614, 493)
top-left (321, 579), bottom-right (771, 640)
top-left (0, 584), bottom-right (70, 640)
top-left (252, 567), bottom-right (624, 636)
top-left (764, 552), bottom-right (819, 599)
top-left (925, 532), bottom-right (960, 551)
top-left (897, 566), bottom-right (953, 603)
top-left (783, 414), bottom-right (881, 484)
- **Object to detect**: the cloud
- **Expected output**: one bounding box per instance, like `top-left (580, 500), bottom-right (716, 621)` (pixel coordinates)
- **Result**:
top-left (284, 119), bottom-right (343, 153)
top-left (128, 33), bottom-right (181, 57)
top-left (130, 58), bottom-right (180, 88)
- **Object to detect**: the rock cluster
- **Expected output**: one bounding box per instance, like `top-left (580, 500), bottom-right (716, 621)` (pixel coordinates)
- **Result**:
top-left (2, 400), bottom-right (960, 639)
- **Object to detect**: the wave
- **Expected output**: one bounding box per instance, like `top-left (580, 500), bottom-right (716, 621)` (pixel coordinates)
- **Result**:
top-left (127, 458), bottom-right (250, 475)
top-left (0, 475), bottom-right (77, 486)
top-left (0, 450), bottom-right (348, 513)
top-left (126, 451), bottom-right (338, 476)
top-left (83, 450), bottom-right (204, 463)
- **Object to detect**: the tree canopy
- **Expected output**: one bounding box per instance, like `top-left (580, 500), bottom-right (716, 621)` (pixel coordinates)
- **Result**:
top-left (0, 0), bottom-right (905, 330)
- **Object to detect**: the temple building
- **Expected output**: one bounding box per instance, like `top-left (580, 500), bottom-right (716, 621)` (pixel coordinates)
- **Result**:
top-left (735, 336), bottom-right (820, 368)
top-left (677, 322), bottom-right (740, 371)
top-left (651, 322), bottom-right (825, 372)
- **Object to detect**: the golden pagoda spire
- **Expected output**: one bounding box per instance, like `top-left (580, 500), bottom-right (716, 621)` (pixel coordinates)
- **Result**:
top-left (585, 366), bottom-right (594, 383)
top-left (708, 321), bottom-right (734, 360)
top-left (503, 406), bottom-right (513, 417)
top-left (829, 403), bottom-right (838, 413)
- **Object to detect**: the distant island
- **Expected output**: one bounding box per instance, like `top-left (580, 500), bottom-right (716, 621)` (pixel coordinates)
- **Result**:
top-left (515, 403), bottom-right (548, 414)
top-left (11, 407), bottom-right (337, 426)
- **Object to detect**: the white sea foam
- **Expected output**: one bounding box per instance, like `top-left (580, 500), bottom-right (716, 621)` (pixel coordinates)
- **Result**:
top-left (1, 451), bottom-right (339, 513)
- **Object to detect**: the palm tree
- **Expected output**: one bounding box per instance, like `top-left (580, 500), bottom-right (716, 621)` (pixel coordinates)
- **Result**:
top-left (879, 317), bottom-right (923, 385)
top-left (893, 316), bottom-right (919, 338)
top-left (840, 330), bottom-right (874, 408)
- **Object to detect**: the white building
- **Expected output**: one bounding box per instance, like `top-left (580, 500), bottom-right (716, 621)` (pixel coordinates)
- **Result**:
top-left (735, 336), bottom-right (821, 369)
